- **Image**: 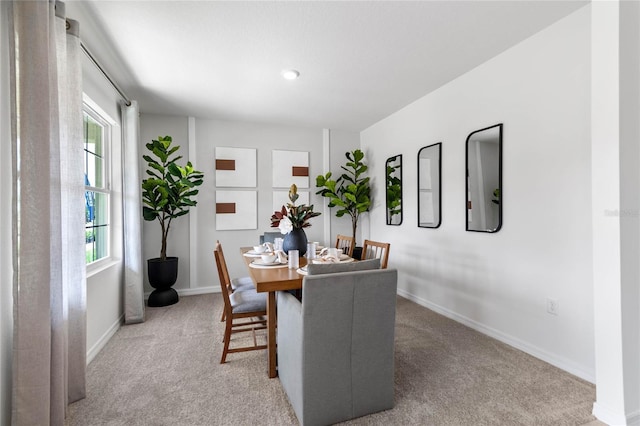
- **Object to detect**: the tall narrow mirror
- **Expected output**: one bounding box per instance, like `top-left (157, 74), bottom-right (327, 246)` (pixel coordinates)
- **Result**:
top-left (466, 124), bottom-right (502, 233)
top-left (386, 154), bottom-right (402, 225)
top-left (418, 143), bottom-right (442, 228)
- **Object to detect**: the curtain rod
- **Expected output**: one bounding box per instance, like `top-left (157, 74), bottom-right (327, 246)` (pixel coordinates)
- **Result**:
top-left (80, 41), bottom-right (132, 107)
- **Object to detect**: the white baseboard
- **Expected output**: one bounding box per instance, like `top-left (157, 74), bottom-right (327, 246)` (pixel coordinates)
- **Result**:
top-left (87, 314), bottom-right (123, 365)
top-left (176, 286), bottom-right (220, 296)
top-left (144, 286), bottom-right (220, 300)
top-left (593, 402), bottom-right (640, 425)
top-left (396, 288), bottom-right (595, 384)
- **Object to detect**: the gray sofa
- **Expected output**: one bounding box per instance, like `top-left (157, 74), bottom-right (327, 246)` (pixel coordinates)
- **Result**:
top-left (277, 266), bottom-right (398, 426)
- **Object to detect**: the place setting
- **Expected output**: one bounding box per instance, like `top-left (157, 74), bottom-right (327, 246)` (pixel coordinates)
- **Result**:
top-left (249, 250), bottom-right (289, 269)
top-left (243, 242), bottom-right (274, 257)
top-left (312, 247), bottom-right (353, 264)
top-left (297, 247), bottom-right (353, 275)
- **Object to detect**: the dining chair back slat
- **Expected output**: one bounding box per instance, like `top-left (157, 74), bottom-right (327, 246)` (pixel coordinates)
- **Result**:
top-left (335, 234), bottom-right (355, 257)
top-left (360, 239), bottom-right (390, 269)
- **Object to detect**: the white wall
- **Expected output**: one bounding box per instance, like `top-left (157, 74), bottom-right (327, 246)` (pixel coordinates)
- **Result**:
top-left (137, 116), bottom-right (359, 292)
top-left (327, 129), bottom-right (364, 244)
top-left (192, 119), bottom-right (325, 288)
top-left (361, 6), bottom-right (594, 381)
top-left (0, 3), bottom-right (12, 424)
top-left (591, 1), bottom-right (640, 424)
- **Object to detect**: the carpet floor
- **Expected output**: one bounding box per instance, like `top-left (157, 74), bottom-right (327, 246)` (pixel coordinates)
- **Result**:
top-left (66, 294), bottom-right (597, 425)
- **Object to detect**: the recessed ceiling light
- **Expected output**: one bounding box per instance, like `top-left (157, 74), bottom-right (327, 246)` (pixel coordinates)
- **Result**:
top-left (281, 69), bottom-right (300, 80)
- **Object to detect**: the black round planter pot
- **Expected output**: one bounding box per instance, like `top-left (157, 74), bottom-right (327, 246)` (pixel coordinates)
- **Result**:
top-left (283, 228), bottom-right (308, 256)
top-left (147, 257), bottom-right (179, 307)
top-left (352, 246), bottom-right (363, 260)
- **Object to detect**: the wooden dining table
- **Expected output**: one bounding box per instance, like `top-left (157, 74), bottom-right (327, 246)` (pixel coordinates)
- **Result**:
top-left (240, 247), bottom-right (307, 378)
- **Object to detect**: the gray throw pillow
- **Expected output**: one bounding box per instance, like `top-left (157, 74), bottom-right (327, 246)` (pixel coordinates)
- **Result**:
top-left (306, 258), bottom-right (380, 275)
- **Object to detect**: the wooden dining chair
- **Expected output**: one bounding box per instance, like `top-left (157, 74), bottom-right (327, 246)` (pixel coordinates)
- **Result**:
top-left (335, 234), bottom-right (355, 257)
top-left (216, 241), bottom-right (254, 322)
top-left (360, 239), bottom-right (391, 269)
top-left (214, 241), bottom-right (267, 364)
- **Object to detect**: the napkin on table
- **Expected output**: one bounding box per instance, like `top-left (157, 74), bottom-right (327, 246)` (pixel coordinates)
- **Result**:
top-left (313, 254), bottom-right (340, 264)
top-left (275, 250), bottom-right (288, 264)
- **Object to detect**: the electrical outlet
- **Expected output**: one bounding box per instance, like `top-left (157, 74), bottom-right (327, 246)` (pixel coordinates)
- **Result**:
top-left (546, 298), bottom-right (559, 315)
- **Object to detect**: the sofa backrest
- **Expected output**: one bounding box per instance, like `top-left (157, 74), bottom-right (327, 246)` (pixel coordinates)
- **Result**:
top-left (300, 268), bottom-right (398, 422)
top-left (306, 258), bottom-right (380, 275)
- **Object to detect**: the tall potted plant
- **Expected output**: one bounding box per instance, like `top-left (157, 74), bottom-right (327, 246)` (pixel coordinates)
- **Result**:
top-left (316, 149), bottom-right (371, 258)
top-left (142, 135), bottom-right (204, 307)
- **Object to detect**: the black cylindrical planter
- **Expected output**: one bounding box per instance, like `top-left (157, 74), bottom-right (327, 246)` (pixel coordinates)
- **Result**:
top-left (147, 257), bottom-right (179, 307)
top-left (352, 246), bottom-right (363, 260)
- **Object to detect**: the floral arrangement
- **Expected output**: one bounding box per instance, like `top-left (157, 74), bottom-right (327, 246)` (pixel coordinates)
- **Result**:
top-left (270, 184), bottom-right (321, 234)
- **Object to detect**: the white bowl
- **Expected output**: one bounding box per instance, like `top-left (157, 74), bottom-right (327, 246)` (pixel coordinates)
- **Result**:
top-left (253, 245), bottom-right (267, 253)
top-left (261, 254), bottom-right (277, 263)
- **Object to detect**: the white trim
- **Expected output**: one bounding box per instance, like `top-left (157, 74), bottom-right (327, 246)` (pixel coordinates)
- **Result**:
top-left (86, 314), bottom-right (123, 365)
top-left (322, 129), bottom-right (331, 245)
top-left (83, 98), bottom-right (114, 264)
top-left (144, 286), bottom-right (219, 300)
top-left (82, 93), bottom-right (117, 126)
top-left (593, 402), bottom-right (636, 426)
top-left (177, 286), bottom-right (219, 296)
top-left (396, 288), bottom-right (595, 384)
top-left (188, 117), bottom-right (198, 289)
top-left (86, 258), bottom-right (120, 278)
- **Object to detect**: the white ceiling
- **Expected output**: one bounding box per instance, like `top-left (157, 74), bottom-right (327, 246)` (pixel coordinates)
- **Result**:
top-left (72, 1), bottom-right (587, 132)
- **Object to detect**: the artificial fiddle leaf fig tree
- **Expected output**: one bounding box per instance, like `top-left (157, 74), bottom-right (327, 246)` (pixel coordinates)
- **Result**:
top-left (141, 135), bottom-right (204, 307)
top-left (142, 135), bottom-right (204, 260)
top-left (316, 149), bottom-right (371, 245)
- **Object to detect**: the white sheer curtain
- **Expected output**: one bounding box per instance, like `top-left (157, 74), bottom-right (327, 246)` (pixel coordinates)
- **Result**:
top-left (122, 100), bottom-right (145, 324)
top-left (9, 1), bottom-right (86, 424)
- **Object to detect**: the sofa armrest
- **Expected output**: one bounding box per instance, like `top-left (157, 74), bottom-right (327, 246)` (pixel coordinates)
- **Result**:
top-left (276, 291), bottom-right (304, 415)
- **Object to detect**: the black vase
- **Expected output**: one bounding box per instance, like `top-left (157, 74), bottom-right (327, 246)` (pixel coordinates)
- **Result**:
top-left (283, 228), bottom-right (308, 256)
top-left (147, 257), bottom-right (179, 307)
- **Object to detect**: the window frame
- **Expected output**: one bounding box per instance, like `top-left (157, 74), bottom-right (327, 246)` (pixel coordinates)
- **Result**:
top-left (83, 100), bottom-right (113, 269)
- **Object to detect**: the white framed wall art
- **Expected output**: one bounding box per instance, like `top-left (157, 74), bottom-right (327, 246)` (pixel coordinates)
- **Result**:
top-left (215, 147), bottom-right (257, 187)
top-left (272, 149), bottom-right (309, 188)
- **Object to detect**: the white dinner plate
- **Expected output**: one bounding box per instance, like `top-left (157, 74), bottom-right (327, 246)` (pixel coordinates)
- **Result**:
top-left (252, 259), bottom-right (285, 266)
top-left (244, 250), bottom-right (273, 257)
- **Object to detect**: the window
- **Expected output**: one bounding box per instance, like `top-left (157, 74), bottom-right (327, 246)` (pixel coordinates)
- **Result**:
top-left (83, 104), bottom-right (110, 264)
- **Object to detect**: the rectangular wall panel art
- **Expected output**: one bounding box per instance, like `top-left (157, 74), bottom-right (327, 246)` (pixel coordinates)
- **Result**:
top-left (215, 147), bottom-right (257, 187)
top-left (215, 190), bottom-right (257, 230)
top-left (272, 191), bottom-right (310, 214)
top-left (272, 150), bottom-right (309, 188)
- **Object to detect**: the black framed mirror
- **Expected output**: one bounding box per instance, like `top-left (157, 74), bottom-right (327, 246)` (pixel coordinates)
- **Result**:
top-left (386, 154), bottom-right (402, 225)
top-left (466, 124), bottom-right (502, 233)
top-left (418, 143), bottom-right (442, 228)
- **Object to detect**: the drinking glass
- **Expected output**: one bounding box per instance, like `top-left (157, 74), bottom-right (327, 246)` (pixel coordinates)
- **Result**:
top-left (288, 250), bottom-right (299, 269)
top-left (306, 242), bottom-right (316, 260)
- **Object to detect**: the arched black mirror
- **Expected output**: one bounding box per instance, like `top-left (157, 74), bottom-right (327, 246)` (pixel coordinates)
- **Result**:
top-left (386, 154), bottom-right (402, 225)
top-left (418, 143), bottom-right (442, 228)
top-left (466, 124), bottom-right (502, 233)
